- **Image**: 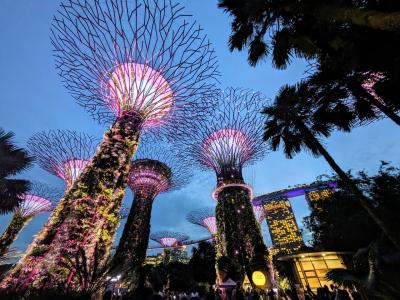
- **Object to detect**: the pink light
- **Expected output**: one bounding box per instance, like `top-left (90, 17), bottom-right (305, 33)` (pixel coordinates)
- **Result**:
top-left (160, 237), bottom-right (178, 247)
top-left (212, 183), bottom-right (253, 201)
top-left (252, 205), bottom-right (265, 223)
top-left (58, 159), bottom-right (89, 186)
top-left (203, 128), bottom-right (250, 168)
top-left (18, 195), bottom-right (52, 218)
top-left (103, 63), bottom-right (174, 128)
top-left (203, 216), bottom-right (217, 235)
top-left (361, 72), bottom-right (386, 106)
top-left (128, 168), bottom-right (171, 196)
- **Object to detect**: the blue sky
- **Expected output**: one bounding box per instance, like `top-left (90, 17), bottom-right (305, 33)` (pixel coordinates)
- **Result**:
top-left (0, 0), bottom-right (399, 258)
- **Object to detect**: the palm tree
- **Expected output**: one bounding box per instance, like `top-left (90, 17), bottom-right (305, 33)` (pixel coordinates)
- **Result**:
top-left (262, 83), bottom-right (400, 250)
top-left (0, 128), bottom-right (33, 214)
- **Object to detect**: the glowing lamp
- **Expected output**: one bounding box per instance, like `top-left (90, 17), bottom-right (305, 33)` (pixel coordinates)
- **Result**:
top-left (104, 63), bottom-right (174, 127)
top-left (252, 271), bottom-right (266, 287)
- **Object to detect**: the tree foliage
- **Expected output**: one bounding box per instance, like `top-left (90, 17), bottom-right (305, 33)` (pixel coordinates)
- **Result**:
top-left (0, 128), bottom-right (33, 214)
top-left (189, 241), bottom-right (216, 285)
top-left (219, 0), bottom-right (400, 124)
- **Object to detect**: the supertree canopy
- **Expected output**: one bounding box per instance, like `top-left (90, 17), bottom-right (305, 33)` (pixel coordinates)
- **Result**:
top-left (2, 0), bottom-right (218, 292)
top-left (27, 130), bottom-right (97, 187)
top-left (177, 87), bottom-right (271, 288)
top-left (253, 204), bottom-right (266, 224)
top-left (150, 231), bottom-right (189, 248)
top-left (0, 182), bottom-right (60, 257)
top-left (110, 142), bottom-right (189, 290)
top-left (187, 207), bottom-right (217, 237)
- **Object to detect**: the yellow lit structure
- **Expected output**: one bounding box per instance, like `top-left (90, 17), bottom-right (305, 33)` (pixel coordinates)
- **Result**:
top-left (305, 188), bottom-right (334, 211)
top-left (279, 252), bottom-right (348, 292)
top-left (144, 255), bottom-right (163, 266)
top-left (263, 198), bottom-right (304, 257)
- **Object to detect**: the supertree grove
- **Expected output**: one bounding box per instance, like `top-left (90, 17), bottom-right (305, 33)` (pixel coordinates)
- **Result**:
top-left (150, 231), bottom-right (189, 248)
top-left (177, 87), bottom-right (270, 287)
top-left (110, 142), bottom-right (189, 290)
top-left (0, 182), bottom-right (59, 257)
top-left (1, 0), bottom-right (218, 292)
top-left (187, 207), bottom-right (217, 237)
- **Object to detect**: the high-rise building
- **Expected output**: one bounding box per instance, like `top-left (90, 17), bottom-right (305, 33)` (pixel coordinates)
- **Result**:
top-left (263, 197), bottom-right (304, 257)
top-left (305, 188), bottom-right (334, 211)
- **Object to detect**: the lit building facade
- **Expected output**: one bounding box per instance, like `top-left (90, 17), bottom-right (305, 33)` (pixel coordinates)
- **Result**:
top-left (305, 188), bottom-right (334, 211)
top-left (263, 198), bottom-right (304, 257)
top-left (278, 252), bottom-right (348, 292)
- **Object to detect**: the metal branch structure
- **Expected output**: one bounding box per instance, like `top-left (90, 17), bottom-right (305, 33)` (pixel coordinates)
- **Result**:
top-left (187, 207), bottom-right (217, 237)
top-left (110, 142), bottom-right (190, 290)
top-left (0, 182), bottom-right (60, 258)
top-left (150, 231), bottom-right (189, 248)
top-left (2, 0), bottom-right (218, 292)
top-left (177, 87), bottom-right (271, 287)
top-left (27, 130), bottom-right (97, 187)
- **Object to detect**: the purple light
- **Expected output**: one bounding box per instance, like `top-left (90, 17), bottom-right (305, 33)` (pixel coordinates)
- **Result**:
top-left (102, 63), bottom-right (174, 128)
top-left (18, 195), bottom-right (52, 218)
top-left (203, 128), bottom-right (250, 169)
top-left (212, 183), bottom-right (253, 201)
top-left (203, 216), bottom-right (217, 235)
top-left (252, 205), bottom-right (265, 223)
top-left (128, 162), bottom-right (172, 198)
top-left (57, 159), bottom-right (89, 186)
top-left (160, 238), bottom-right (178, 247)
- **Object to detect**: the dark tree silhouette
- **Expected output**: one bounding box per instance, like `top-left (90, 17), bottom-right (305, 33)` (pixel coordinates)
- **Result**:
top-left (263, 84), bottom-right (400, 250)
top-left (218, 0), bottom-right (400, 125)
top-left (0, 129), bottom-right (33, 214)
top-left (189, 241), bottom-right (216, 285)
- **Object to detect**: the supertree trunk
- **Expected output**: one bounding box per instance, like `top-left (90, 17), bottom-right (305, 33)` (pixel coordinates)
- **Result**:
top-left (110, 192), bottom-right (154, 291)
top-left (1, 112), bottom-right (141, 292)
top-left (0, 214), bottom-right (30, 257)
top-left (215, 170), bottom-right (270, 288)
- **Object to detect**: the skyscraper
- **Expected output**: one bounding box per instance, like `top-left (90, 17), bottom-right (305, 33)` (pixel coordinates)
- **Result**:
top-left (263, 197), bottom-right (304, 257)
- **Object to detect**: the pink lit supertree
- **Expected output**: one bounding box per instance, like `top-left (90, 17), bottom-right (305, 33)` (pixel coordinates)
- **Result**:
top-left (252, 204), bottom-right (266, 224)
top-left (27, 130), bottom-right (97, 187)
top-left (0, 182), bottom-right (60, 258)
top-left (187, 207), bottom-right (217, 237)
top-left (177, 87), bottom-right (270, 287)
top-left (150, 231), bottom-right (189, 248)
top-left (2, 0), bottom-right (218, 292)
top-left (110, 142), bottom-right (189, 290)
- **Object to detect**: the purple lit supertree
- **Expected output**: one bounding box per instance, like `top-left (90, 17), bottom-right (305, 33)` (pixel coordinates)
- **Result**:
top-left (252, 204), bottom-right (266, 224)
top-left (0, 182), bottom-right (60, 258)
top-left (2, 0), bottom-right (218, 292)
top-left (150, 231), bottom-right (189, 248)
top-left (27, 130), bottom-right (97, 188)
top-left (110, 142), bottom-right (189, 290)
top-left (177, 87), bottom-right (270, 287)
top-left (187, 207), bottom-right (217, 237)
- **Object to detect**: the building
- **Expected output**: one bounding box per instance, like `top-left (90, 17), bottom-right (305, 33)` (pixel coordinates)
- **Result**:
top-left (144, 254), bottom-right (163, 266)
top-left (305, 188), bottom-right (334, 211)
top-left (278, 251), bottom-right (349, 292)
top-left (263, 197), bottom-right (304, 257)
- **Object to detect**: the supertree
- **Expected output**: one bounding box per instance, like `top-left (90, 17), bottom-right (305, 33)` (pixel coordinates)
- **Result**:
top-left (0, 130), bottom-right (97, 290)
top-left (252, 204), bottom-right (266, 224)
top-left (0, 182), bottom-right (60, 257)
top-left (2, 0), bottom-right (218, 291)
top-left (187, 207), bottom-right (217, 237)
top-left (177, 87), bottom-right (270, 287)
top-left (110, 142), bottom-right (189, 290)
top-left (150, 231), bottom-right (189, 248)
top-left (27, 130), bottom-right (98, 188)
